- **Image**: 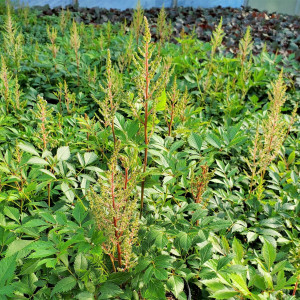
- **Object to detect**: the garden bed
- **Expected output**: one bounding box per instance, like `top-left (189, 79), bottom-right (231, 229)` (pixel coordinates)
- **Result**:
top-left (0, 3), bottom-right (299, 299)
top-left (35, 5), bottom-right (300, 60)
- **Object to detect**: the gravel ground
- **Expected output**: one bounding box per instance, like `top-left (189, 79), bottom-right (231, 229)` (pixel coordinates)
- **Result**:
top-left (35, 5), bottom-right (300, 61)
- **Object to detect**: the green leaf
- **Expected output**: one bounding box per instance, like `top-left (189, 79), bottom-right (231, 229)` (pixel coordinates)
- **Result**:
top-left (73, 202), bottom-right (87, 224)
top-left (57, 146), bottom-right (70, 161)
top-left (6, 239), bottom-right (33, 258)
top-left (177, 232), bottom-right (192, 251)
top-left (18, 143), bottom-right (39, 156)
top-left (232, 238), bottom-right (244, 264)
top-left (287, 151), bottom-right (295, 165)
top-left (199, 243), bottom-right (213, 264)
top-left (74, 253), bottom-right (88, 275)
top-left (20, 260), bottom-right (39, 275)
top-left (135, 258), bottom-right (151, 273)
top-left (23, 219), bottom-right (48, 227)
top-left (144, 265), bottom-right (154, 284)
top-left (188, 133), bottom-right (203, 152)
top-left (167, 276), bottom-right (184, 298)
top-left (217, 255), bottom-right (233, 271)
top-left (61, 182), bottom-right (74, 202)
top-left (3, 206), bottom-right (19, 222)
top-left (0, 285), bottom-right (14, 296)
top-left (206, 133), bottom-right (222, 148)
top-left (211, 289), bottom-right (239, 299)
top-left (262, 240), bottom-right (276, 271)
top-left (230, 274), bottom-right (250, 296)
top-left (84, 152), bottom-right (98, 166)
top-left (0, 255), bottom-right (17, 286)
top-left (144, 279), bottom-right (165, 299)
top-left (27, 157), bottom-right (49, 165)
top-left (154, 255), bottom-right (172, 269)
top-left (157, 90), bottom-right (167, 111)
top-left (39, 169), bottom-right (56, 179)
top-left (153, 268), bottom-right (168, 280)
top-left (50, 276), bottom-right (76, 297)
top-left (76, 292), bottom-right (94, 300)
top-left (126, 120), bottom-right (139, 139)
top-left (98, 282), bottom-right (123, 299)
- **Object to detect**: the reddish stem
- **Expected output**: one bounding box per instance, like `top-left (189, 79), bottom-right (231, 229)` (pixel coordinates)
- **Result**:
top-left (293, 275), bottom-right (299, 296)
top-left (140, 39), bottom-right (149, 218)
top-left (111, 171), bottom-right (122, 268)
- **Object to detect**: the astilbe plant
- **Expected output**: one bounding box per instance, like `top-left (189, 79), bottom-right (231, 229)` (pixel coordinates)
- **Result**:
top-left (3, 5), bottom-right (23, 69)
top-left (176, 86), bottom-right (190, 123)
top-left (247, 71), bottom-right (296, 198)
top-left (92, 49), bottom-right (122, 147)
top-left (165, 76), bottom-right (180, 136)
top-left (132, 0), bottom-right (144, 45)
top-left (117, 32), bottom-right (134, 73)
top-left (46, 25), bottom-right (59, 71)
top-left (156, 5), bottom-right (172, 52)
top-left (89, 146), bottom-right (140, 272)
top-left (132, 16), bottom-right (171, 216)
top-left (33, 96), bottom-right (57, 206)
top-left (238, 26), bottom-right (253, 99)
top-left (190, 163), bottom-right (213, 207)
top-left (70, 20), bottom-right (81, 86)
top-left (0, 56), bottom-right (10, 112)
top-left (202, 18), bottom-right (224, 101)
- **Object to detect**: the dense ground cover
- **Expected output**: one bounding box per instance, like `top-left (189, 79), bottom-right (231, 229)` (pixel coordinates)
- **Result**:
top-left (0, 2), bottom-right (299, 299)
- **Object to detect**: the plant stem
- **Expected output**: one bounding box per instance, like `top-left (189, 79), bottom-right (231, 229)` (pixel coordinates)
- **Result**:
top-left (48, 183), bottom-right (51, 207)
top-left (140, 37), bottom-right (150, 218)
top-left (293, 275), bottom-right (299, 296)
top-left (111, 171), bottom-right (122, 268)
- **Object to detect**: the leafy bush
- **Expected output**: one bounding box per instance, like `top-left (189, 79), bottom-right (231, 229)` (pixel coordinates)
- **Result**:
top-left (0, 2), bottom-right (299, 299)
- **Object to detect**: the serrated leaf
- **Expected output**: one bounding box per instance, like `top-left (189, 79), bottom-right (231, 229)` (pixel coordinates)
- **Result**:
top-left (18, 143), bottom-right (39, 156)
top-left (6, 239), bottom-right (33, 258)
top-left (74, 253), bottom-right (88, 275)
top-left (40, 169), bottom-right (56, 179)
top-left (217, 255), bottom-right (233, 271)
top-left (211, 289), bottom-right (239, 299)
top-left (50, 276), bottom-right (76, 297)
top-left (177, 232), bottom-right (192, 251)
top-left (262, 240), bottom-right (276, 271)
top-left (3, 206), bottom-right (19, 222)
top-left (154, 255), bottom-right (172, 268)
top-left (76, 292), bottom-right (94, 300)
top-left (23, 219), bottom-right (48, 227)
top-left (154, 268), bottom-right (168, 280)
top-left (206, 133), bottom-right (222, 148)
top-left (84, 152), bottom-right (98, 166)
top-left (230, 274), bottom-right (250, 295)
top-left (188, 133), bottom-right (203, 152)
top-left (199, 243), bottom-right (213, 264)
top-left (167, 276), bottom-right (184, 298)
top-left (57, 146), bottom-right (70, 161)
top-left (233, 238), bottom-right (244, 264)
top-left (27, 157), bottom-right (49, 165)
top-left (98, 282), bottom-right (123, 299)
top-left (0, 255), bottom-right (17, 286)
top-left (73, 202), bottom-right (87, 224)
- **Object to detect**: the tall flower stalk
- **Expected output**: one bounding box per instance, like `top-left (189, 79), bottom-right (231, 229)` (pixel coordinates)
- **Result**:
top-left (89, 146), bottom-right (139, 271)
top-left (92, 50), bottom-right (122, 148)
top-left (247, 71), bottom-right (296, 198)
top-left (70, 20), bottom-right (81, 86)
top-left (132, 17), bottom-right (171, 217)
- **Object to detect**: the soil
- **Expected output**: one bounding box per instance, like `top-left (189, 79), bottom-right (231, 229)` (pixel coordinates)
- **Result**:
top-left (33, 5), bottom-right (300, 61)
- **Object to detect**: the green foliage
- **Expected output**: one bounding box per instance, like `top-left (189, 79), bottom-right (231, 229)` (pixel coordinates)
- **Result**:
top-left (0, 2), bottom-right (299, 299)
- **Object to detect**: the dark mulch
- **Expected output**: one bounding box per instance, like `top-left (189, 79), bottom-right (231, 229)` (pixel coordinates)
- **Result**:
top-left (35, 5), bottom-right (300, 60)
